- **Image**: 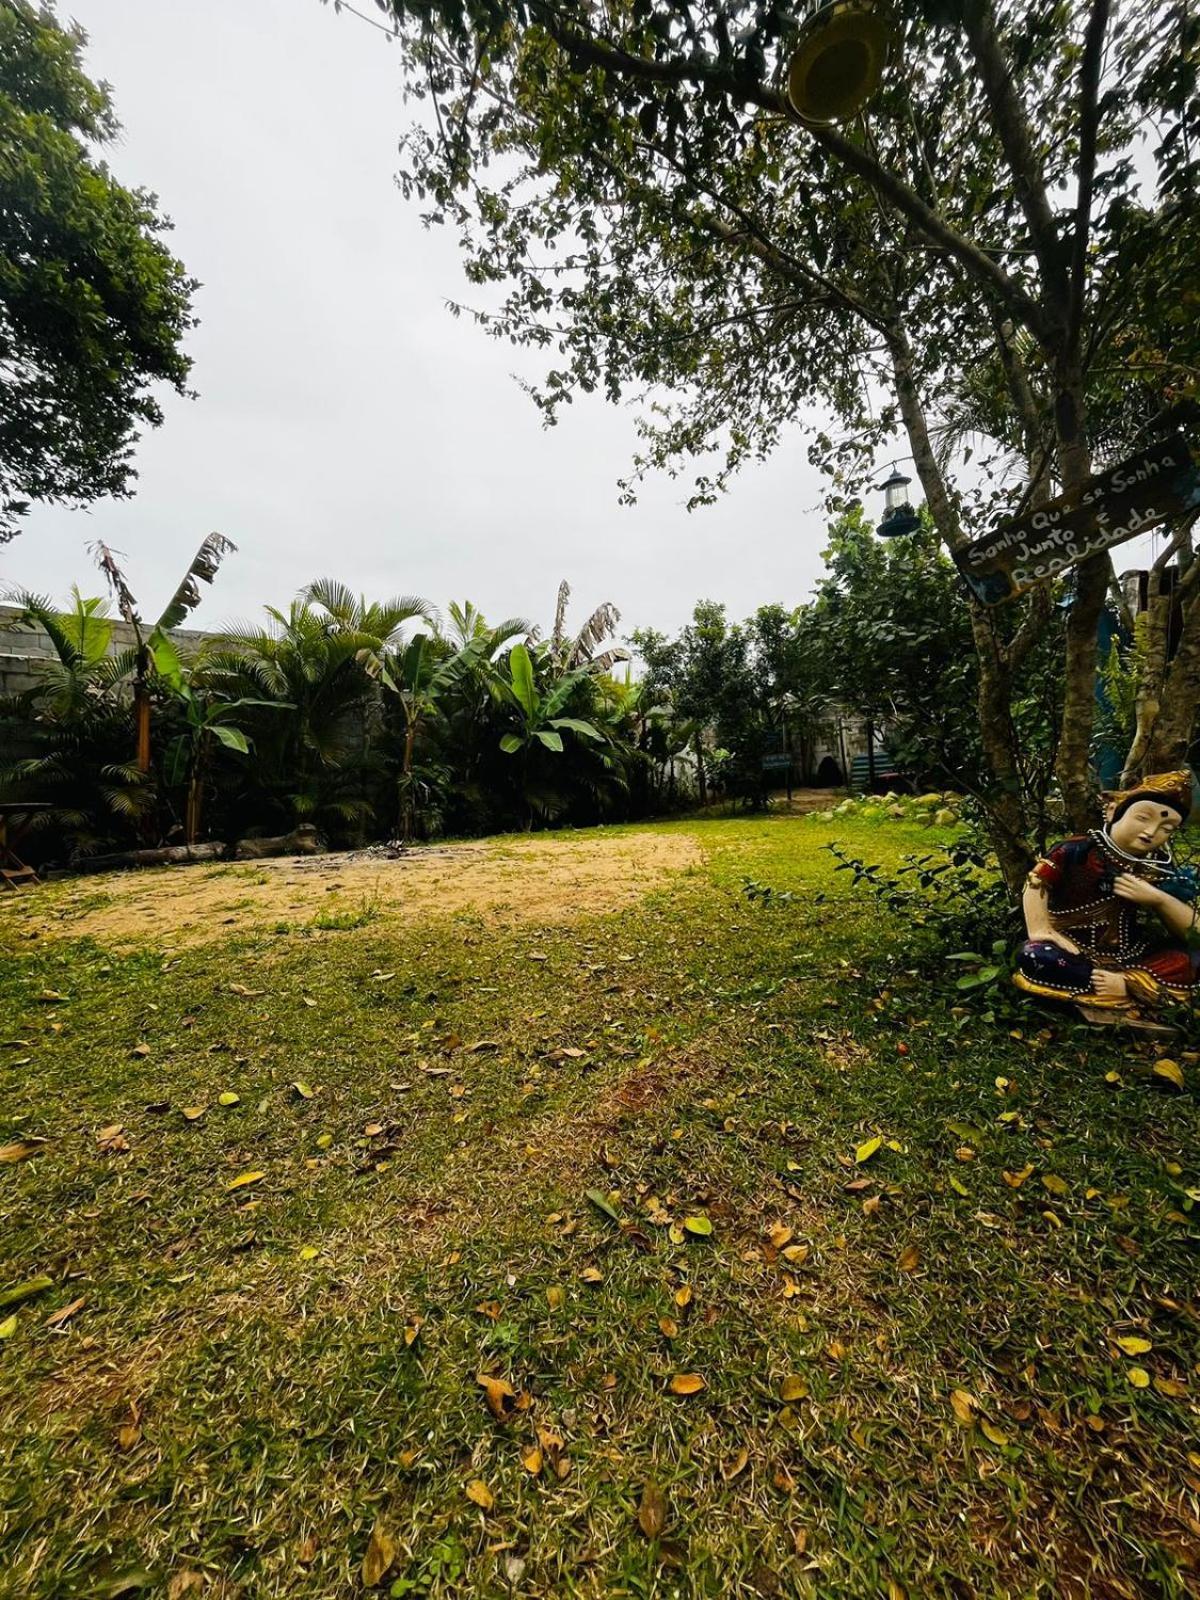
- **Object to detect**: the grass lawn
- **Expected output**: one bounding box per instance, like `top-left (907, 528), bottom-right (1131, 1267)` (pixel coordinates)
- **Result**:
top-left (1, 813), bottom-right (1198, 1600)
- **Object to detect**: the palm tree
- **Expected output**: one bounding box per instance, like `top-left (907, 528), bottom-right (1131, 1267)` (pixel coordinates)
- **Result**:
top-left (361, 631), bottom-right (479, 841)
top-left (0, 591), bottom-right (149, 856)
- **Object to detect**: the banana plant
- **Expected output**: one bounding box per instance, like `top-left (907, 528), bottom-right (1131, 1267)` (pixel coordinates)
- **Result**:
top-left (92, 533), bottom-right (237, 773)
top-left (150, 634), bottom-right (284, 844)
top-left (490, 642), bottom-right (606, 827)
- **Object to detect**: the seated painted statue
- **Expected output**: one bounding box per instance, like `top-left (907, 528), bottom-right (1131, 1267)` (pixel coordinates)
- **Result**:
top-left (1015, 770), bottom-right (1200, 1015)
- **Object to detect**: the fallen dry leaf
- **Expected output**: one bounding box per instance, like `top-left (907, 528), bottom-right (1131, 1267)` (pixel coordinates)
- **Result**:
top-left (465, 1479), bottom-right (495, 1511)
top-left (950, 1389), bottom-right (976, 1425)
top-left (225, 1170), bottom-right (265, 1191)
top-left (767, 1224), bottom-right (794, 1249)
top-left (1113, 1334), bottom-right (1152, 1357)
top-left (780, 1375), bottom-right (808, 1401)
top-left (546, 1284), bottom-right (566, 1310)
top-left (44, 1296), bottom-right (86, 1329)
top-left (674, 1284), bottom-right (693, 1309)
top-left (182, 1105), bottom-right (206, 1122)
top-left (361, 1520), bottom-right (396, 1587)
top-left (897, 1243), bottom-right (921, 1273)
top-left (638, 1482), bottom-right (667, 1538)
top-left (855, 1135), bottom-right (883, 1164)
top-left (659, 1316), bottom-right (679, 1338)
top-left (476, 1372), bottom-right (520, 1421)
top-left (722, 1445), bottom-right (750, 1482)
top-left (0, 1138), bottom-right (47, 1164)
top-left (668, 1372), bottom-right (706, 1396)
top-left (521, 1445), bottom-right (543, 1476)
top-left (166, 1572), bottom-right (204, 1599)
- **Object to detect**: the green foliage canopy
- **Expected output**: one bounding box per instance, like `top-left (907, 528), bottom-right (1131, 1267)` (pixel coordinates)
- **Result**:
top-left (0, 1), bottom-right (196, 541)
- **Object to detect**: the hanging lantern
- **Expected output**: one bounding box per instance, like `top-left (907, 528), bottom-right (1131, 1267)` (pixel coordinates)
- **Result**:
top-left (877, 466), bottom-right (922, 537)
top-left (786, 2), bottom-right (896, 128)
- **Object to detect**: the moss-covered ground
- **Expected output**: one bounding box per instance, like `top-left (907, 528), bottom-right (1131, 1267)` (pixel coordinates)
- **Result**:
top-left (1, 814), bottom-right (1198, 1599)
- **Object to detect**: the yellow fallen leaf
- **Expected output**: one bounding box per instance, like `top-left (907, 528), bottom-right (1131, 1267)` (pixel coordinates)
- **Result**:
top-left (980, 1419), bottom-right (1009, 1447)
top-left (1152, 1058), bottom-right (1184, 1089)
top-left (674, 1285), bottom-right (693, 1309)
top-left (465, 1479), bottom-right (495, 1511)
top-left (1041, 1174), bottom-right (1068, 1196)
top-left (659, 1316), bottom-right (679, 1338)
top-left (668, 1373), bottom-right (706, 1395)
top-left (315, 1133), bottom-right (332, 1148)
top-left (1153, 1375), bottom-right (1187, 1397)
top-left (298, 1245), bottom-right (319, 1260)
top-left (855, 1136), bottom-right (883, 1164)
top-left (579, 1266), bottom-right (603, 1284)
top-left (954, 1146), bottom-right (976, 1162)
top-left (1002, 1164), bottom-right (1034, 1189)
top-left (403, 1318), bottom-right (422, 1347)
top-left (897, 1243), bottom-right (920, 1273)
top-left (361, 1520), bottom-right (395, 1588)
top-left (292, 1081), bottom-right (314, 1099)
top-left (218, 1091), bottom-right (240, 1107)
top-left (546, 1284), bottom-right (566, 1310)
top-left (722, 1445), bottom-right (750, 1481)
top-left (226, 1170), bottom-right (265, 1191)
top-left (950, 1389), bottom-right (976, 1425)
top-left (182, 1105), bottom-right (206, 1122)
top-left (683, 1215), bottom-right (713, 1237)
top-left (780, 1375), bottom-right (808, 1402)
top-left (767, 1224), bottom-right (793, 1249)
top-left (476, 1372), bottom-right (519, 1420)
top-left (0, 1314), bottom-right (18, 1338)
top-left (521, 1445), bottom-right (543, 1476)
top-left (1114, 1335), bottom-right (1152, 1357)
top-left (131, 1042), bottom-right (151, 1057)
top-left (781, 1243), bottom-right (810, 1264)
top-left (1127, 1366), bottom-right (1151, 1388)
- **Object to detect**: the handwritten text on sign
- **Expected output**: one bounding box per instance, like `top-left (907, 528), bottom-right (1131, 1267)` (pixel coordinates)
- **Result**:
top-left (955, 433), bottom-right (1200, 606)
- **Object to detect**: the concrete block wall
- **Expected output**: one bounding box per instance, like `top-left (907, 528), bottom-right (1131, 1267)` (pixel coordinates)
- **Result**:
top-left (0, 604), bottom-right (216, 700)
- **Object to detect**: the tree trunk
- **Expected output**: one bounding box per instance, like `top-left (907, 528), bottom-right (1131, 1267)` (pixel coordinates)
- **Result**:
top-left (400, 714), bottom-right (417, 842)
top-left (694, 733), bottom-right (707, 807)
top-left (186, 738), bottom-right (207, 845)
top-left (887, 318), bottom-right (1037, 890)
top-left (1052, 371), bottom-right (1101, 832)
top-left (1142, 582), bottom-right (1200, 771)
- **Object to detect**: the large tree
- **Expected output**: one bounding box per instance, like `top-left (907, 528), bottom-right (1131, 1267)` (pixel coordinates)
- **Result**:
top-left (347, 0), bottom-right (1200, 886)
top-left (0, 0), bottom-right (196, 542)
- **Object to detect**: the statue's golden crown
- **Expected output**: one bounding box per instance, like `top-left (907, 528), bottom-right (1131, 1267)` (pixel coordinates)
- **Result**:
top-left (1103, 770), bottom-right (1193, 821)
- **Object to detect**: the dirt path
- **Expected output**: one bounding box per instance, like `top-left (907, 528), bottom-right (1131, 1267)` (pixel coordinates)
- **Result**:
top-left (9, 827), bottom-right (703, 948)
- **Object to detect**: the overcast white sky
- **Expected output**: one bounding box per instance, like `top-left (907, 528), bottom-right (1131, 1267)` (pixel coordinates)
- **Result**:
top-left (0, 0), bottom-right (849, 643)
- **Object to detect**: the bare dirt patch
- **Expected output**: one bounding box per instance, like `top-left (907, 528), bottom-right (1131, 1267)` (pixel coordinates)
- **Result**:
top-left (13, 828), bottom-right (703, 948)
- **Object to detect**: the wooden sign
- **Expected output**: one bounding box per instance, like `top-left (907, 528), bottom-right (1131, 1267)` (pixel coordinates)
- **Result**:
top-left (955, 432), bottom-right (1200, 606)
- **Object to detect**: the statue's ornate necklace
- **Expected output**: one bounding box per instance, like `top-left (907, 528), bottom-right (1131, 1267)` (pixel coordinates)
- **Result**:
top-left (1091, 826), bottom-right (1173, 879)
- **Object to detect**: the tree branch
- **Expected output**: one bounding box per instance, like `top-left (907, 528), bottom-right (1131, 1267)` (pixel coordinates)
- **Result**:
top-left (960, 0), bottom-right (1067, 326)
top-left (1067, 0), bottom-right (1111, 351)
